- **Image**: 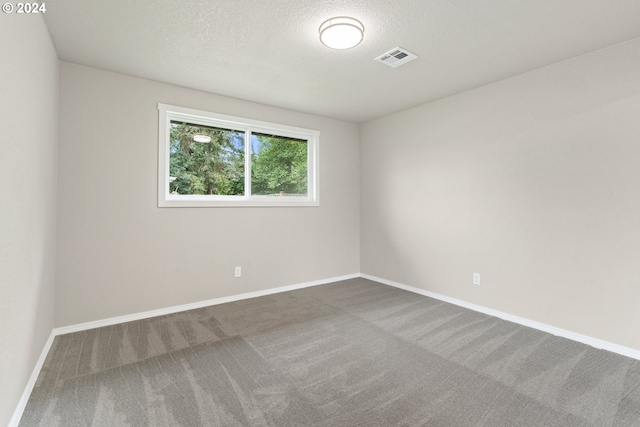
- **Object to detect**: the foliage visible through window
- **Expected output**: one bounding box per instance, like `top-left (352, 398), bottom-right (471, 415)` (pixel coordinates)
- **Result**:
top-left (251, 133), bottom-right (308, 197)
top-left (169, 122), bottom-right (245, 196)
top-left (158, 104), bottom-right (318, 207)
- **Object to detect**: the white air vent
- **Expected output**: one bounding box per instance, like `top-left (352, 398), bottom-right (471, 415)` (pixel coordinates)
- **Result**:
top-left (375, 47), bottom-right (418, 68)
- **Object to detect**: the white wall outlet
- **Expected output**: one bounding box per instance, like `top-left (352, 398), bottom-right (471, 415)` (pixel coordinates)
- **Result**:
top-left (235, 266), bottom-right (241, 278)
top-left (473, 273), bottom-right (480, 285)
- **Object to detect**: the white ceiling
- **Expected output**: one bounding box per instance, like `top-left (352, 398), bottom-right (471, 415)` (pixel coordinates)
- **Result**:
top-left (43, 0), bottom-right (640, 123)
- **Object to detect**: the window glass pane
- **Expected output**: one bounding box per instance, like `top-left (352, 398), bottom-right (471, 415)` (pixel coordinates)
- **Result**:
top-left (251, 132), bottom-right (308, 197)
top-left (169, 121), bottom-right (245, 195)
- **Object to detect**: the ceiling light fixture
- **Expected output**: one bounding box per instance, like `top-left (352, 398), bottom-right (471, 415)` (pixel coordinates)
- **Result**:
top-left (319, 16), bottom-right (364, 50)
top-left (193, 135), bottom-right (211, 143)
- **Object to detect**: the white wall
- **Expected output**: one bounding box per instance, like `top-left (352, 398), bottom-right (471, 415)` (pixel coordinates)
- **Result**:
top-left (361, 38), bottom-right (640, 351)
top-left (55, 62), bottom-right (360, 327)
top-left (0, 16), bottom-right (58, 426)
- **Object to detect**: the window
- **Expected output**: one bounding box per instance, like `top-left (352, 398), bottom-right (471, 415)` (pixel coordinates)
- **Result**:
top-left (158, 104), bottom-right (319, 207)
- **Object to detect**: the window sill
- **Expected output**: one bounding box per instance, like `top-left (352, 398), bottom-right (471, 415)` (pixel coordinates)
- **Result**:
top-left (158, 195), bottom-right (319, 208)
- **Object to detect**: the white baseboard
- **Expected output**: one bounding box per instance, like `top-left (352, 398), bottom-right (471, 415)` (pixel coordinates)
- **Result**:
top-left (361, 273), bottom-right (640, 361)
top-left (54, 273), bottom-right (360, 335)
top-left (9, 330), bottom-right (56, 427)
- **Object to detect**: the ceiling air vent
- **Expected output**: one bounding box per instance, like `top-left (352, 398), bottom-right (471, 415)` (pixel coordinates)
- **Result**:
top-left (375, 47), bottom-right (418, 68)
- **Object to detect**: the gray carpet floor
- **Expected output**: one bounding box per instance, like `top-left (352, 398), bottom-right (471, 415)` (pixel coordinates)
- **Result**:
top-left (19, 278), bottom-right (640, 426)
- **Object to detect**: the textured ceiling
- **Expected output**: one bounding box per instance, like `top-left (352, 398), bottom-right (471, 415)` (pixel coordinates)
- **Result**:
top-left (43, 0), bottom-right (640, 122)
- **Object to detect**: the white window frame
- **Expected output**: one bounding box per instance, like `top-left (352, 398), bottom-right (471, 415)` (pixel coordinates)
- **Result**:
top-left (158, 104), bottom-right (319, 207)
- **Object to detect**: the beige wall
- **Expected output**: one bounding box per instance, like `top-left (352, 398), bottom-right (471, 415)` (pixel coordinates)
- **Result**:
top-left (361, 38), bottom-right (640, 351)
top-left (0, 16), bottom-right (59, 425)
top-left (55, 62), bottom-right (360, 327)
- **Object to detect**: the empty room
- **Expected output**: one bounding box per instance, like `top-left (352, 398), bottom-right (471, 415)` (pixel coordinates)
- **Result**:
top-left (2, 0), bottom-right (640, 425)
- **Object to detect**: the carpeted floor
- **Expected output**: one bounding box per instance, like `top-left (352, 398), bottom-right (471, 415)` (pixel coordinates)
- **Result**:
top-left (19, 278), bottom-right (640, 426)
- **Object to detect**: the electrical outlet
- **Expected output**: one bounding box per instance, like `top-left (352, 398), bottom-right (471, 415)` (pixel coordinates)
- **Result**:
top-left (235, 266), bottom-right (241, 278)
top-left (473, 273), bottom-right (480, 285)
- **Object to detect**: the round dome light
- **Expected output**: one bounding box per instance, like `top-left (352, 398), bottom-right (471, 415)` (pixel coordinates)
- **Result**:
top-left (319, 17), bottom-right (364, 50)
